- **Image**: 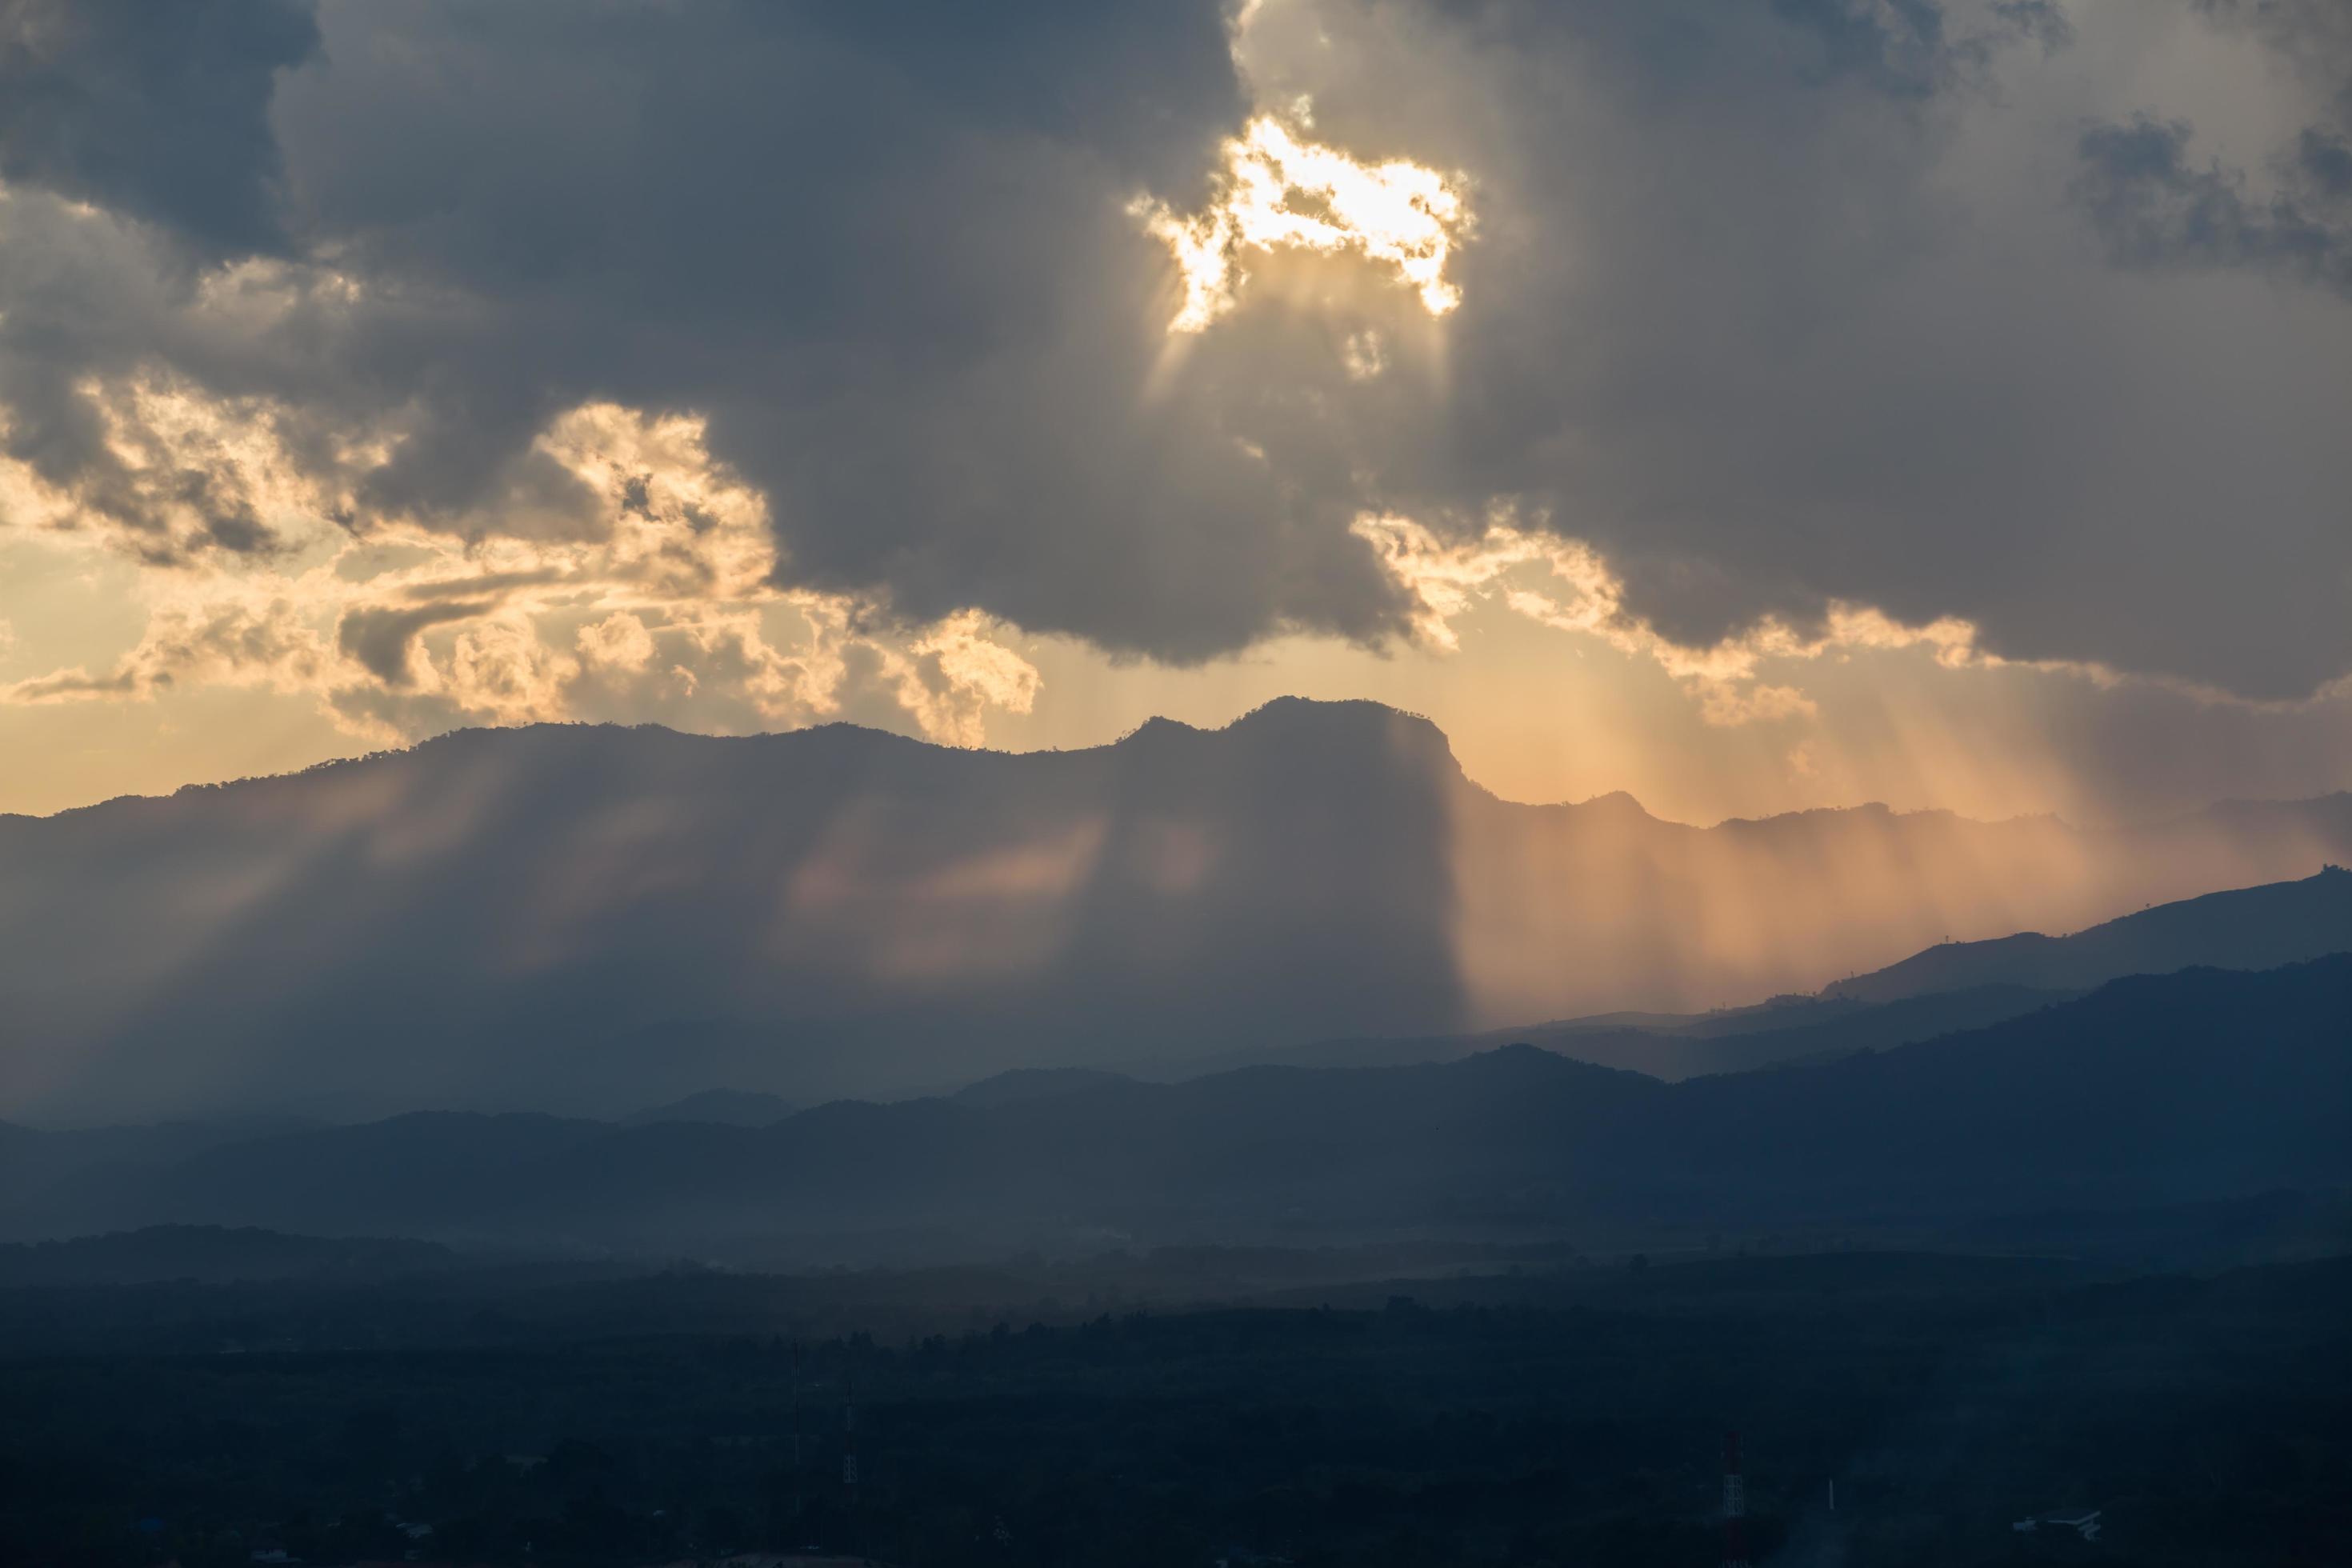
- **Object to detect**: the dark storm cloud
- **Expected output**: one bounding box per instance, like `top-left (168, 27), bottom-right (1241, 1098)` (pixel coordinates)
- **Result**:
top-left (337, 598), bottom-right (493, 686)
top-left (1274, 0), bottom-right (2352, 698)
top-left (2194, 0), bottom-right (2352, 74)
top-left (265, 0), bottom-right (1342, 662)
top-left (0, 0), bottom-right (318, 257)
top-left (1, 0), bottom-right (2348, 703)
top-left (2070, 116), bottom-right (2352, 300)
top-left (2067, 0), bottom-right (2352, 302)
top-left (1988, 0), bottom-right (2072, 54)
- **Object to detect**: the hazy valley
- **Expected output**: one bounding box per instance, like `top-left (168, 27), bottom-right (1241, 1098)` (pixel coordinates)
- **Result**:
top-left (6, 701), bottom-right (2347, 1124)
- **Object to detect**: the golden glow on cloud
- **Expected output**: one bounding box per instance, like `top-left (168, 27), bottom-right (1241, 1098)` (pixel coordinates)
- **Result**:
top-left (1351, 511), bottom-right (2041, 730)
top-left (4, 383), bottom-right (2344, 833)
top-left (0, 387), bottom-right (1040, 750)
top-left (1135, 114), bottom-right (1470, 333)
top-left (895, 611), bottom-right (1047, 747)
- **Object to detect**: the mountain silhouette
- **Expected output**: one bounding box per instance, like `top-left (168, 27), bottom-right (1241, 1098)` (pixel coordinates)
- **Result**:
top-left (1822, 865), bottom-right (2352, 1004)
top-left (620, 1088), bottom-right (796, 1127)
top-left (951, 1066), bottom-right (1134, 1108)
top-left (1178, 868), bottom-right (2352, 1082)
top-left (1155, 982), bottom-right (2075, 1082)
top-left (8, 958), bottom-right (2344, 1257)
top-left (3, 700), bottom-right (2346, 1122)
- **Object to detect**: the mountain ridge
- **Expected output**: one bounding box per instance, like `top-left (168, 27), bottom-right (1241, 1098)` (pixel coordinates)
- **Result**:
top-left (1145, 868), bottom-right (2352, 1082)
top-left (5, 699), bottom-right (2349, 1122)
top-left (12, 699), bottom-right (2343, 837)
top-left (5, 958), bottom-right (2343, 1258)
top-left (1822, 865), bottom-right (2352, 1005)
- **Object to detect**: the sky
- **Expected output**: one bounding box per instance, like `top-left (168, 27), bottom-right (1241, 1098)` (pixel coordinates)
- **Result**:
top-left (1, 0), bottom-right (2349, 826)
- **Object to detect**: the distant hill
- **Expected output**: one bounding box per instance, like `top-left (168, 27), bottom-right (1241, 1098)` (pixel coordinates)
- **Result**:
top-left (1160, 982), bottom-right (2078, 1082)
top-left (1644, 958), bottom-right (2352, 1205)
top-left (8, 958), bottom-right (2344, 1257)
top-left (1531, 982), bottom-right (2081, 1078)
top-left (4, 701), bottom-right (2346, 1121)
top-left (4, 1112), bottom-right (614, 1242)
top-left (0, 1115), bottom-right (321, 1196)
top-left (0, 1225), bottom-right (455, 1286)
top-left (622, 1089), bottom-right (795, 1127)
top-left (953, 1067), bottom-right (1132, 1108)
top-left (1823, 866), bottom-right (2352, 1005)
top-left (1180, 868), bottom-right (2352, 1082)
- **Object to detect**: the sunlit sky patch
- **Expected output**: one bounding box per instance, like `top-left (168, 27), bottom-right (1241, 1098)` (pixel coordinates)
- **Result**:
top-left (1134, 113), bottom-right (1471, 332)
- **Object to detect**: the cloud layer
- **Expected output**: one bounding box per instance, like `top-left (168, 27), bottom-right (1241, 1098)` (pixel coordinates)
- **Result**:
top-left (1, 0), bottom-right (2348, 770)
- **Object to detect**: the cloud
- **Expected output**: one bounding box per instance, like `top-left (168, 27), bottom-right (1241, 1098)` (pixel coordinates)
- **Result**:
top-left (336, 597), bottom-right (492, 686)
top-left (1298, 0), bottom-right (2346, 701)
top-left (0, 0), bottom-right (2345, 741)
top-left (2071, 116), bottom-right (2352, 300)
top-left (0, 394), bottom-right (1042, 747)
top-left (1352, 510), bottom-right (1994, 726)
top-left (888, 610), bottom-right (1047, 748)
top-left (0, 0), bottom-right (320, 257)
top-left (575, 610), bottom-right (655, 674)
top-left (2067, 2), bottom-right (2352, 305)
top-left (1, 592), bottom-right (332, 705)
top-left (1133, 114), bottom-right (1472, 332)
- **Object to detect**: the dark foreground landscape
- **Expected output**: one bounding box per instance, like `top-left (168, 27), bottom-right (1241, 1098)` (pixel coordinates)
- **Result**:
top-left (5, 930), bottom-right (2350, 1566)
top-left (5, 1243), bottom-right (2350, 1567)
top-left (6, 720), bottom-right (2350, 1568)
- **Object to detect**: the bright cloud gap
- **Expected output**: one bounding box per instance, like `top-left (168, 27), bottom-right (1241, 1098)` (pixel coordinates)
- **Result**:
top-left (1134, 114), bottom-right (1472, 334)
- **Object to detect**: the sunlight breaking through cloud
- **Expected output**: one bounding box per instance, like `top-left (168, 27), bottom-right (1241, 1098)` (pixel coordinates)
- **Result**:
top-left (0, 389), bottom-right (1042, 749)
top-left (1350, 511), bottom-right (2060, 730)
top-left (1134, 115), bottom-right (1470, 333)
